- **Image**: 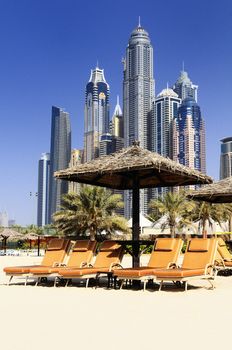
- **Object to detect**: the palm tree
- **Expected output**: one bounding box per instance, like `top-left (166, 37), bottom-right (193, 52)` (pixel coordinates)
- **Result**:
top-left (149, 191), bottom-right (194, 237)
top-left (53, 186), bottom-right (129, 240)
top-left (189, 201), bottom-right (227, 238)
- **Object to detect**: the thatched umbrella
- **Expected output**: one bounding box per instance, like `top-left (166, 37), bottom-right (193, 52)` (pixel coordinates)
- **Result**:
top-left (188, 177), bottom-right (232, 203)
top-left (0, 228), bottom-right (25, 254)
top-left (55, 142), bottom-right (212, 266)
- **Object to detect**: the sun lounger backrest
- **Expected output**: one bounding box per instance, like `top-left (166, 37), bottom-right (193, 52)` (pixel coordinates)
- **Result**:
top-left (67, 240), bottom-right (97, 267)
top-left (148, 238), bottom-right (183, 268)
top-left (42, 238), bottom-right (70, 266)
top-left (182, 238), bottom-right (217, 269)
top-left (217, 238), bottom-right (232, 261)
top-left (94, 241), bottom-right (123, 268)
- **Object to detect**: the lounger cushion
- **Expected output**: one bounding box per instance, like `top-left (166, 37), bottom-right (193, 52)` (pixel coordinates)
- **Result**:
top-left (4, 265), bottom-right (37, 274)
top-left (100, 241), bottom-right (121, 251)
top-left (154, 268), bottom-right (206, 278)
top-left (72, 240), bottom-right (91, 252)
top-left (155, 239), bottom-right (174, 251)
top-left (29, 266), bottom-right (61, 274)
top-left (188, 239), bottom-right (209, 252)
top-left (114, 267), bottom-right (159, 278)
top-left (47, 238), bottom-right (67, 251)
top-left (224, 261), bottom-right (232, 267)
top-left (58, 267), bottom-right (110, 277)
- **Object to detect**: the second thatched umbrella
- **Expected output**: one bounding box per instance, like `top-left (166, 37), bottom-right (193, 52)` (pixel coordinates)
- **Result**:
top-left (55, 142), bottom-right (212, 267)
top-left (0, 228), bottom-right (25, 254)
top-left (187, 177), bottom-right (232, 203)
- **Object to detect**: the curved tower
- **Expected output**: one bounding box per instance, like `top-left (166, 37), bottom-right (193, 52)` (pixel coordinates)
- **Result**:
top-left (173, 97), bottom-right (206, 173)
top-left (173, 69), bottom-right (198, 102)
top-left (84, 66), bottom-right (110, 162)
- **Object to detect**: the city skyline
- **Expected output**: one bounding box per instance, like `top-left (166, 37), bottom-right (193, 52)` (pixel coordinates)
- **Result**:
top-left (0, 0), bottom-right (231, 225)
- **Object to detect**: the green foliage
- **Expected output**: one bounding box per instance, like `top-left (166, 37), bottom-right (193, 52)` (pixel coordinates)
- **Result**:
top-left (149, 191), bottom-right (195, 237)
top-left (53, 186), bottom-right (130, 240)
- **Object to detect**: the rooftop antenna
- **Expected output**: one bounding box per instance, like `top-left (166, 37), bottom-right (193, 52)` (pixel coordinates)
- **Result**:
top-left (138, 16), bottom-right (141, 27)
top-left (96, 60), bottom-right (99, 68)
top-left (166, 82), bottom-right (169, 89)
top-left (182, 61), bottom-right (185, 72)
top-left (117, 95), bottom-right (119, 105)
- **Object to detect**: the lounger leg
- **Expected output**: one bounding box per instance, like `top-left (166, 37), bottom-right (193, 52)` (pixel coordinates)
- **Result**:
top-left (120, 279), bottom-right (125, 290)
top-left (35, 277), bottom-right (40, 286)
top-left (159, 280), bottom-right (163, 291)
top-left (86, 278), bottom-right (89, 288)
top-left (25, 276), bottom-right (28, 286)
top-left (65, 279), bottom-right (70, 287)
top-left (8, 276), bottom-right (13, 285)
top-left (54, 277), bottom-right (57, 287)
top-left (207, 279), bottom-right (215, 290)
top-left (143, 280), bottom-right (147, 292)
top-left (184, 281), bottom-right (188, 292)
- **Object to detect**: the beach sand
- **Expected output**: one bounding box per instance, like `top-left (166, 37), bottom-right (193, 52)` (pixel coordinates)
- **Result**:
top-left (0, 254), bottom-right (230, 350)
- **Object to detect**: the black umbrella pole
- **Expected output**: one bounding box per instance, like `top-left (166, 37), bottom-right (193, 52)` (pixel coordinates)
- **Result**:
top-left (132, 179), bottom-right (140, 268)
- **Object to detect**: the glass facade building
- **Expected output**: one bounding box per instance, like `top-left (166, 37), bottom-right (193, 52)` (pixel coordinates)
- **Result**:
top-left (37, 153), bottom-right (50, 227)
top-left (48, 106), bottom-right (71, 223)
top-left (173, 70), bottom-right (198, 102)
top-left (173, 97), bottom-right (206, 173)
top-left (220, 137), bottom-right (232, 179)
top-left (84, 66), bottom-right (110, 162)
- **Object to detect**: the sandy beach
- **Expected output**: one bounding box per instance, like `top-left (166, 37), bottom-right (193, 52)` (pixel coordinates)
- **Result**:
top-left (0, 254), bottom-right (231, 350)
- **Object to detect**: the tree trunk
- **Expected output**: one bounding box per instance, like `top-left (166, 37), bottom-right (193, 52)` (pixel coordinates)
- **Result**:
top-left (202, 220), bottom-right (207, 239)
top-left (170, 225), bottom-right (175, 238)
top-left (89, 226), bottom-right (95, 241)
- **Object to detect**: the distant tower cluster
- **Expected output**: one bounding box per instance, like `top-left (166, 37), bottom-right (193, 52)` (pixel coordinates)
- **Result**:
top-left (220, 137), bottom-right (232, 179)
top-left (48, 106), bottom-right (71, 223)
top-left (84, 67), bottom-right (110, 162)
top-left (37, 153), bottom-right (50, 227)
top-left (36, 22), bottom-right (208, 226)
top-left (0, 211), bottom-right (9, 227)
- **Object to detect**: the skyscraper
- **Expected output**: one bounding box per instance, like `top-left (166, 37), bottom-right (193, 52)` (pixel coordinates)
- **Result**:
top-left (123, 22), bottom-right (155, 217)
top-left (68, 149), bottom-right (83, 194)
top-left (48, 106), bottom-right (71, 223)
top-left (220, 137), bottom-right (232, 179)
top-left (173, 97), bottom-right (206, 173)
top-left (84, 66), bottom-right (110, 162)
top-left (154, 87), bottom-right (181, 159)
top-left (37, 153), bottom-right (50, 227)
top-left (173, 68), bottom-right (198, 102)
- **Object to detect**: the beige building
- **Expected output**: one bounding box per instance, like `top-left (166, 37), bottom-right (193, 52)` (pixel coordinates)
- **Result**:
top-left (68, 149), bottom-right (83, 194)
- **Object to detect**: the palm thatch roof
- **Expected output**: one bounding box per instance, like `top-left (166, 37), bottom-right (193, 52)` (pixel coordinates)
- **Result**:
top-left (55, 143), bottom-right (212, 189)
top-left (23, 232), bottom-right (39, 240)
top-left (0, 228), bottom-right (24, 240)
top-left (188, 176), bottom-right (232, 203)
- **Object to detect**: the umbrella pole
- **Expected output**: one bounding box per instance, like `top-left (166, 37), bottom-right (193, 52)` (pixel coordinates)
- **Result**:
top-left (132, 175), bottom-right (140, 268)
top-left (37, 237), bottom-right (40, 256)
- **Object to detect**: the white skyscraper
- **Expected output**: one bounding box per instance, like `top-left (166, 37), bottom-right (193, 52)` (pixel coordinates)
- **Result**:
top-left (37, 153), bottom-right (50, 227)
top-left (84, 66), bottom-right (110, 162)
top-left (123, 22), bottom-right (155, 217)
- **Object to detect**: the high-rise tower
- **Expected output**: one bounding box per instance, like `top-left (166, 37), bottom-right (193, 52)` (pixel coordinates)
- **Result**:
top-left (173, 68), bottom-right (198, 102)
top-left (173, 97), bottom-right (206, 173)
top-left (48, 106), bottom-right (71, 223)
top-left (220, 137), bottom-right (232, 179)
top-left (123, 22), bottom-right (155, 217)
top-left (154, 87), bottom-right (181, 159)
top-left (37, 153), bottom-right (50, 227)
top-left (84, 66), bottom-right (110, 162)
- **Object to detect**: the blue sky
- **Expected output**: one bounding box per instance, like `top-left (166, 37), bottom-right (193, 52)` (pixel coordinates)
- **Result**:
top-left (0, 0), bottom-right (232, 226)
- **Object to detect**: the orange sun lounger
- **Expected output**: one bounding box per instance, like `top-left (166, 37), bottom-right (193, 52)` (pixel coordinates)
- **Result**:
top-left (29, 240), bottom-right (97, 286)
top-left (114, 238), bottom-right (183, 290)
top-left (58, 240), bottom-right (124, 287)
top-left (3, 238), bottom-right (70, 285)
top-left (215, 237), bottom-right (232, 269)
top-left (153, 238), bottom-right (218, 291)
